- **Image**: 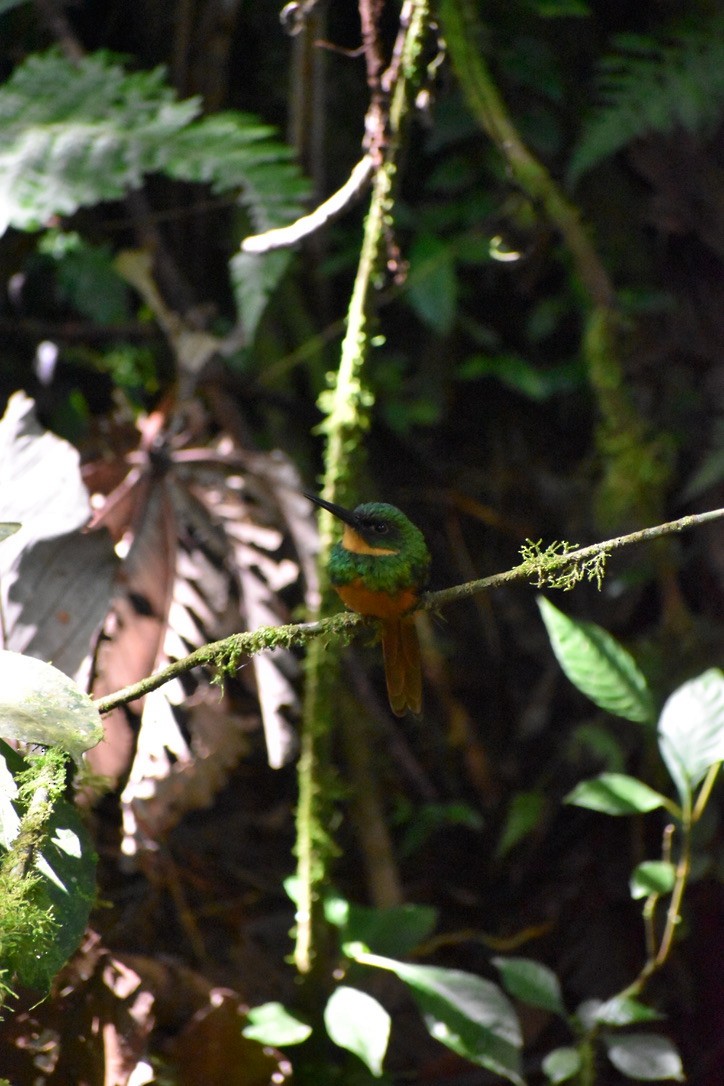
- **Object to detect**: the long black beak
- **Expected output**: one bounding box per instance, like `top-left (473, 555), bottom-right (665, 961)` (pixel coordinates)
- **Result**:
top-left (303, 490), bottom-right (358, 529)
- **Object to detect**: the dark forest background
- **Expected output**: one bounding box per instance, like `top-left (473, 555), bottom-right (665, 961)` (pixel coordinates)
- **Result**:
top-left (0, 0), bottom-right (723, 1083)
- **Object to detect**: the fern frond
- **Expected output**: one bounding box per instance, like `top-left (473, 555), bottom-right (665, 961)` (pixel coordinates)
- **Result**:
top-left (570, 25), bottom-right (724, 182)
top-left (0, 50), bottom-right (200, 232)
top-left (164, 113), bottom-right (309, 231)
top-left (0, 49), bottom-right (308, 236)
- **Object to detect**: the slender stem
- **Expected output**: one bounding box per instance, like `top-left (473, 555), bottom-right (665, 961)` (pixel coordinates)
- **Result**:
top-left (692, 762), bottom-right (721, 823)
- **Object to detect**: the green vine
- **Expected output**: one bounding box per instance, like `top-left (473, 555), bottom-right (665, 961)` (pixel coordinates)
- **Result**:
top-left (294, 0), bottom-right (433, 983)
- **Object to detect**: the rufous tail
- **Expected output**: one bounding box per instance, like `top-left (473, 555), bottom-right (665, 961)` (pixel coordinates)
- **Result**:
top-left (381, 614), bottom-right (423, 716)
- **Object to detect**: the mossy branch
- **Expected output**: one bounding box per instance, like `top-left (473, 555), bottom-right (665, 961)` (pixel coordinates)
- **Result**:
top-left (294, 0), bottom-right (432, 985)
top-left (94, 506), bottom-right (724, 716)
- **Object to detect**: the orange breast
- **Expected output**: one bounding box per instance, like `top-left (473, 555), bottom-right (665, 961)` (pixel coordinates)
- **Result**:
top-left (335, 578), bottom-right (419, 619)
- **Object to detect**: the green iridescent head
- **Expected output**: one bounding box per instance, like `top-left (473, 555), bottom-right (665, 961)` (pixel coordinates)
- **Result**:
top-left (305, 493), bottom-right (431, 593)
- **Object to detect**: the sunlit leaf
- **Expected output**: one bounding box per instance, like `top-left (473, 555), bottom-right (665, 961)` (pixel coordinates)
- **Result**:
top-left (595, 995), bottom-right (663, 1026)
top-left (0, 651), bottom-right (103, 760)
top-left (242, 1002), bottom-right (312, 1046)
top-left (565, 773), bottom-right (669, 816)
top-left (543, 1047), bottom-right (581, 1083)
top-left (324, 986), bottom-right (390, 1076)
top-left (629, 860), bottom-right (676, 900)
top-left (604, 1032), bottom-right (684, 1081)
top-left (538, 597), bottom-right (656, 723)
top-left (0, 392), bottom-right (117, 679)
top-left (0, 523), bottom-right (20, 542)
top-left (350, 949), bottom-right (524, 1085)
top-left (658, 669), bottom-right (724, 805)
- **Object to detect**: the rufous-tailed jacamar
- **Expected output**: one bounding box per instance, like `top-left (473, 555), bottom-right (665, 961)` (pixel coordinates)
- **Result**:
top-left (305, 492), bottom-right (431, 716)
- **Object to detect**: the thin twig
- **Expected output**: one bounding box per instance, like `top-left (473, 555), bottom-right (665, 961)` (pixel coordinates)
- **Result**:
top-left (240, 156), bottom-right (375, 253)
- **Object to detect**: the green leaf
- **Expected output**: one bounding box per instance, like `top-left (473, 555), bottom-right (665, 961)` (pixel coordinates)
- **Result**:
top-left (0, 523), bottom-right (20, 543)
top-left (658, 669), bottom-right (724, 805)
top-left (530, 0), bottom-right (590, 15)
top-left (407, 234), bottom-right (457, 336)
top-left (338, 902), bottom-right (438, 958)
top-left (230, 249), bottom-right (292, 344)
top-left (570, 27), bottom-right (724, 182)
top-left (604, 1033), bottom-right (684, 1081)
top-left (0, 50), bottom-right (199, 234)
top-left (0, 651), bottom-right (103, 760)
top-left (542, 1047), bottom-right (582, 1084)
top-left (565, 773), bottom-right (670, 816)
top-left (595, 995), bottom-right (663, 1026)
top-left (350, 950), bottom-right (523, 1085)
top-left (496, 790), bottom-right (545, 857)
top-left (324, 987), bottom-right (390, 1076)
top-left (398, 801), bottom-right (484, 858)
top-left (537, 597), bottom-right (656, 724)
top-left (164, 112), bottom-right (308, 227)
top-left (0, 48), bottom-right (309, 345)
top-left (459, 353), bottom-right (583, 400)
top-left (492, 956), bottom-right (566, 1016)
top-left (242, 1002), bottom-right (312, 1046)
top-left (53, 238), bottom-right (130, 324)
top-left (630, 860), bottom-right (676, 900)
top-left (567, 721), bottom-right (626, 773)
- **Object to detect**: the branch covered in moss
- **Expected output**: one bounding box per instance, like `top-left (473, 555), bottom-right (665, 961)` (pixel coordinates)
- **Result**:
top-left (94, 506), bottom-right (724, 716)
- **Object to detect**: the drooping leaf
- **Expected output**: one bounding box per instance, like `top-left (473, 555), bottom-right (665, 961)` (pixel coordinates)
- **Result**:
top-left (537, 597), bottom-right (656, 723)
top-left (565, 773), bottom-right (670, 816)
top-left (242, 1002), bottom-right (313, 1046)
top-left (0, 651), bottom-right (103, 759)
top-left (629, 860), bottom-right (676, 900)
top-left (604, 1032), bottom-right (684, 1081)
top-left (493, 956), bottom-right (566, 1016)
top-left (657, 669), bottom-right (724, 806)
top-left (324, 987), bottom-right (391, 1076)
top-left (350, 949), bottom-right (523, 1085)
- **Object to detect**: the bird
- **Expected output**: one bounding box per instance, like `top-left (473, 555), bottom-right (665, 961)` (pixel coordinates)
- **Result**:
top-left (305, 491), bottom-right (431, 716)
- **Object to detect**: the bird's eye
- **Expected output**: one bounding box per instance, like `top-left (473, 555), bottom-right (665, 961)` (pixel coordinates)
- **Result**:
top-left (371, 521), bottom-right (388, 534)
